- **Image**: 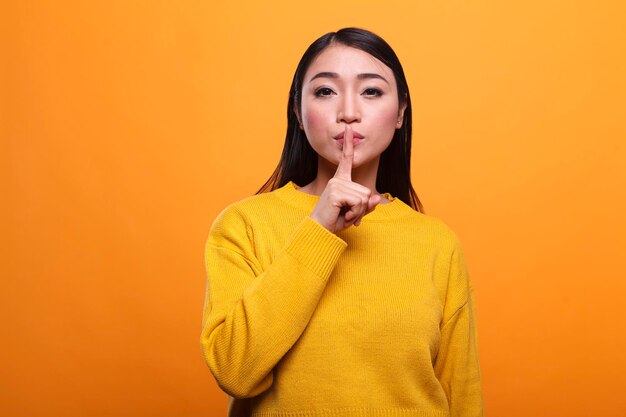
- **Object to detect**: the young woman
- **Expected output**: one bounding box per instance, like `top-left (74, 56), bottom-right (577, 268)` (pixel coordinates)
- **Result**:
top-left (201, 28), bottom-right (483, 417)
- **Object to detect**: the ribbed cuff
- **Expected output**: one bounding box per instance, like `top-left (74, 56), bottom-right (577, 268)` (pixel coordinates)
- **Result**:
top-left (283, 216), bottom-right (347, 279)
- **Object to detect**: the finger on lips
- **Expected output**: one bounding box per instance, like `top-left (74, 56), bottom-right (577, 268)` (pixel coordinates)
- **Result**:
top-left (334, 125), bottom-right (354, 180)
top-left (317, 124), bottom-right (382, 231)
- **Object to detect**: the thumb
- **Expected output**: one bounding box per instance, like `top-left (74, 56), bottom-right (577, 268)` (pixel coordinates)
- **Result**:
top-left (367, 194), bottom-right (382, 213)
top-left (353, 194), bottom-right (382, 227)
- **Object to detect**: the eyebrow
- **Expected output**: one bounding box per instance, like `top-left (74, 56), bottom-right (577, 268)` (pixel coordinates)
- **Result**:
top-left (308, 72), bottom-right (389, 84)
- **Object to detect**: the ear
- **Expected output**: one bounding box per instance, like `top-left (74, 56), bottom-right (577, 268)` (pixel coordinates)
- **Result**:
top-left (293, 105), bottom-right (304, 130)
top-left (396, 97), bottom-right (408, 129)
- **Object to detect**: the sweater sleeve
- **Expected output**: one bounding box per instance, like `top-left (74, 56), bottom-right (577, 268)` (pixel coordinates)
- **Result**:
top-left (200, 206), bottom-right (347, 398)
top-left (434, 238), bottom-right (484, 417)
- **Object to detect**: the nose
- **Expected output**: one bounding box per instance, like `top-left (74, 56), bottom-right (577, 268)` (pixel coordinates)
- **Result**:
top-left (337, 93), bottom-right (361, 124)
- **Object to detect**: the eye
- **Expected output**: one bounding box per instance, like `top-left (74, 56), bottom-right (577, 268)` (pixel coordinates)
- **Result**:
top-left (363, 88), bottom-right (383, 97)
top-left (314, 87), bottom-right (335, 97)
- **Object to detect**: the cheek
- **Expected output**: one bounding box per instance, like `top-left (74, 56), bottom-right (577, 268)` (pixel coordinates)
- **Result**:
top-left (302, 106), bottom-right (328, 133)
top-left (375, 105), bottom-right (400, 129)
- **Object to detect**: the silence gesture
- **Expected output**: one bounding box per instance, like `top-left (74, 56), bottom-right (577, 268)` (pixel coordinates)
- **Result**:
top-left (310, 125), bottom-right (382, 233)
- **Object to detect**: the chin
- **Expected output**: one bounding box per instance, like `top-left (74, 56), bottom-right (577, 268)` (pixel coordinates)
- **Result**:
top-left (351, 155), bottom-right (378, 170)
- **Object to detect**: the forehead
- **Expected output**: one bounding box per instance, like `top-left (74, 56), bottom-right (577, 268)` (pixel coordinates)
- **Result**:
top-left (304, 44), bottom-right (395, 83)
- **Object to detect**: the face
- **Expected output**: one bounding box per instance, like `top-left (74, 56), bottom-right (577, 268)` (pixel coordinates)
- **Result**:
top-left (299, 44), bottom-right (406, 171)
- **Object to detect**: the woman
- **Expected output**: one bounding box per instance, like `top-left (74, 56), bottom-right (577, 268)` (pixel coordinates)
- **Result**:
top-left (201, 28), bottom-right (483, 417)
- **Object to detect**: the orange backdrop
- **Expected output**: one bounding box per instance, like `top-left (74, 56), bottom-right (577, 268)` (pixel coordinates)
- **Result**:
top-left (3, 0), bottom-right (626, 416)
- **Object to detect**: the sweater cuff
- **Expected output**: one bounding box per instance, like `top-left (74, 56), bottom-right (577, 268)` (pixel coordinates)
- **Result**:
top-left (283, 216), bottom-right (347, 279)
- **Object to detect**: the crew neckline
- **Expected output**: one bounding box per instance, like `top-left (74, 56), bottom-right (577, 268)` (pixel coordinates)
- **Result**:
top-left (273, 181), bottom-right (413, 222)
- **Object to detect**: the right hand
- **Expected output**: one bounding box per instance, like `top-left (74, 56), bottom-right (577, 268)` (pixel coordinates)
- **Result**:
top-left (310, 125), bottom-right (381, 233)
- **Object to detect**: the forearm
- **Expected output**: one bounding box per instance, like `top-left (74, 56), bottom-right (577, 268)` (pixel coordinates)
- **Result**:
top-left (201, 216), bottom-right (346, 398)
top-left (435, 294), bottom-right (483, 417)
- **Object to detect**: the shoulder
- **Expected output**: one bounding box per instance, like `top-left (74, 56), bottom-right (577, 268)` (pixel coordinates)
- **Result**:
top-left (411, 214), bottom-right (472, 311)
top-left (424, 214), bottom-right (462, 248)
top-left (214, 191), bottom-right (281, 223)
top-left (393, 206), bottom-right (463, 252)
top-left (207, 191), bottom-right (283, 246)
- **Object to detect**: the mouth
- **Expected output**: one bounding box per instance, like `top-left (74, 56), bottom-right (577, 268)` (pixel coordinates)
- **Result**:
top-left (333, 130), bottom-right (364, 140)
top-left (336, 137), bottom-right (363, 146)
top-left (334, 129), bottom-right (364, 146)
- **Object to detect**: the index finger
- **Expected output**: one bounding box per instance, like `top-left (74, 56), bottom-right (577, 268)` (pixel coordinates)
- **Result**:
top-left (334, 124), bottom-right (354, 180)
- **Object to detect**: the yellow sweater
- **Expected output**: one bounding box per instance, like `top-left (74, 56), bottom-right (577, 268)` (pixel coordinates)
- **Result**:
top-left (201, 181), bottom-right (483, 417)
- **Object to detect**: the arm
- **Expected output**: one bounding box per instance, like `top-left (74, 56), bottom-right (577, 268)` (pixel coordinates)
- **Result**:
top-left (200, 207), bottom-right (346, 398)
top-left (434, 239), bottom-right (484, 417)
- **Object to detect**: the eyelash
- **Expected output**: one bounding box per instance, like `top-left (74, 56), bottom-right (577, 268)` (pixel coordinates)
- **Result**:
top-left (313, 87), bottom-right (384, 98)
top-left (363, 88), bottom-right (383, 97)
top-left (314, 87), bottom-right (334, 97)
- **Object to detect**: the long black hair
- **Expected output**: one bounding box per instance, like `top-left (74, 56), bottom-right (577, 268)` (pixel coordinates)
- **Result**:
top-left (257, 27), bottom-right (423, 212)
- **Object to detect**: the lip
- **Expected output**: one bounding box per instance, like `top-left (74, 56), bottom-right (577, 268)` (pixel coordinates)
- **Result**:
top-left (333, 130), bottom-right (364, 140)
top-left (336, 138), bottom-right (362, 146)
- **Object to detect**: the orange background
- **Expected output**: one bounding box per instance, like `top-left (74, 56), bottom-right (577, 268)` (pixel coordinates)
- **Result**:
top-left (3, 1), bottom-right (626, 416)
